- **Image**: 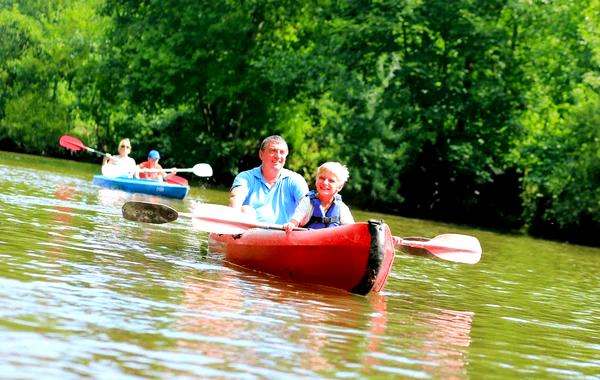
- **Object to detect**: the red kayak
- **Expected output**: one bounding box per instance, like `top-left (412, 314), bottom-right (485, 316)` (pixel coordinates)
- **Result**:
top-left (208, 220), bottom-right (396, 295)
top-left (121, 201), bottom-right (481, 295)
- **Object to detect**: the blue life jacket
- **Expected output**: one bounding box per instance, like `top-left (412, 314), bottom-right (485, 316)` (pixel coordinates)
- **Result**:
top-left (305, 190), bottom-right (343, 229)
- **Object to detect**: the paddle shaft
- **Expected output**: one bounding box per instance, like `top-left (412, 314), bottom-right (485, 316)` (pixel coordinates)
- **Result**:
top-left (120, 201), bottom-right (481, 264)
top-left (135, 164), bottom-right (212, 177)
top-left (182, 212), bottom-right (305, 231)
top-left (121, 201), bottom-right (305, 233)
top-left (136, 167), bottom-right (192, 173)
top-left (87, 147), bottom-right (110, 157)
top-left (137, 168), bottom-right (178, 173)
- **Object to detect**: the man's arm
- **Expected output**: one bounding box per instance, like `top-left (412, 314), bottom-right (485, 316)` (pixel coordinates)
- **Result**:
top-left (229, 185), bottom-right (249, 210)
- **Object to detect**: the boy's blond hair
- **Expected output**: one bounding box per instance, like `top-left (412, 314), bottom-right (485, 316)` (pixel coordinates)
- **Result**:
top-left (317, 162), bottom-right (350, 185)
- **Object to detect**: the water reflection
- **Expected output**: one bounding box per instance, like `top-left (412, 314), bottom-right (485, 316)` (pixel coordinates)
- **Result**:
top-left (96, 187), bottom-right (132, 209)
top-left (417, 308), bottom-right (473, 379)
top-left (53, 184), bottom-right (77, 222)
top-left (47, 184), bottom-right (77, 257)
top-left (176, 266), bottom-right (474, 378)
top-left (177, 269), bottom-right (389, 373)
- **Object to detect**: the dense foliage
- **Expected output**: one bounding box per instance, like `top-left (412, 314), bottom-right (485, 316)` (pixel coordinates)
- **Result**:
top-left (1, 0), bottom-right (598, 245)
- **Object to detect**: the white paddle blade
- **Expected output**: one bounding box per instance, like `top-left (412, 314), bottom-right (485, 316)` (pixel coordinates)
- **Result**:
top-left (429, 234), bottom-right (482, 264)
top-left (192, 163), bottom-right (213, 177)
top-left (431, 234), bottom-right (482, 251)
top-left (396, 234), bottom-right (482, 264)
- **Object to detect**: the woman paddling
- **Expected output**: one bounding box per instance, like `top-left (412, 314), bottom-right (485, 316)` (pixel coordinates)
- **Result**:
top-left (102, 138), bottom-right (137, 177)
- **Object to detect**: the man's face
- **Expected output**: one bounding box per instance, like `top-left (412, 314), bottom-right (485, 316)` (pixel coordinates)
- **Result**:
top-left (259, 141), bottom-right (288, 171)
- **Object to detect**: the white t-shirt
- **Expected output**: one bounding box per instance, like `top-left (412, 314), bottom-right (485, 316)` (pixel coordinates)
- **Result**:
top-left (102, 156), bottom-right (137, 177)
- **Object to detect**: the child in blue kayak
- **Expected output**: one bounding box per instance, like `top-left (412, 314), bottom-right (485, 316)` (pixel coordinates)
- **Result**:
top-left (137, 150), bottom-right (176, 182)
top-left (283, 162), bottom-right (355, 231)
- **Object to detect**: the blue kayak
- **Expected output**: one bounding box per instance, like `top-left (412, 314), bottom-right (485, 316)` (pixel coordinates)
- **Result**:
top-left (92, 175), bottom-right (189, 199)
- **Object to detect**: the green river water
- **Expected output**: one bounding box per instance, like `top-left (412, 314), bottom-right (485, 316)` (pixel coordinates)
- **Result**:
top-left (0, 151), bottom-right (598, 379)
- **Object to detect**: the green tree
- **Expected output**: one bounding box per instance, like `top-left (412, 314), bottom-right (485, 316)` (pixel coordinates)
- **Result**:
top-left (0, 0), bottom-right (109, 155)
top-left (100, 0), bottom-right (288, 175)
top-left (2, 0), bottom-right (597, 244)
top-left (516, 0), bottom-right (600, 243)
top-left (252, 0), bottom-right (525, 227)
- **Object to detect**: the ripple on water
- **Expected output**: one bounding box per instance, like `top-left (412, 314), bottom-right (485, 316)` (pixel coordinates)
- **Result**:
top-left (1, 156), bottom-right (600, 379)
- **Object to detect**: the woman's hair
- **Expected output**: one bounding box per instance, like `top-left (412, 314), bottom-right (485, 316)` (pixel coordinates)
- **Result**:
top-left (317, 162), bottom-right (350, 185)
top-left (118, 138), bottom-right (131, 147)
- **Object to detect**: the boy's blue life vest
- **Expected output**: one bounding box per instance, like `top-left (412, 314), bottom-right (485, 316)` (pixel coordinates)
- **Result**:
top-left (305, 190), bottom-right (343, 229)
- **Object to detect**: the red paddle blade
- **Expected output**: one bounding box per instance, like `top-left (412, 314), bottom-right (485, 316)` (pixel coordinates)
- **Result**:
top-left (397, 234), bottom-right (482, 264)
top-left (167, 175), bottom-right (189, 186)
top-left (59, 135), bottom-right (86, 151)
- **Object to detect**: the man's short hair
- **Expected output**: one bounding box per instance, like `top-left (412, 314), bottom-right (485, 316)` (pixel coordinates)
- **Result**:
top-left (260, 135), bottom-right (287, 151)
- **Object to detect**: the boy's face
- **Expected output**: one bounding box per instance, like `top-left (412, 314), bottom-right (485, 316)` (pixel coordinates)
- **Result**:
top-left (315, 169), bottom-right (342, 196)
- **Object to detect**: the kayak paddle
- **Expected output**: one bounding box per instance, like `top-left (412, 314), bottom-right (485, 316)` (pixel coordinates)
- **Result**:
top-left (122, 201), bottom-right (482, 264)
top-left (59, 135), bottom-right (110, 158)
top-left (394, 235), bottom-right (482, 264)
top-left (103, 163), bottom-right (213, 179)
top-left (62, 135), bottom-right (128, 174)
top-left (122, 201), bottom-right (304, 234)
top-left (136, 163), bottom-right (213, 177)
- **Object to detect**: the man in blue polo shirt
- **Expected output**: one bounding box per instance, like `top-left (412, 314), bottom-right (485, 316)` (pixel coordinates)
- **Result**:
top-left (229, 135), bottom-right (309, 224)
